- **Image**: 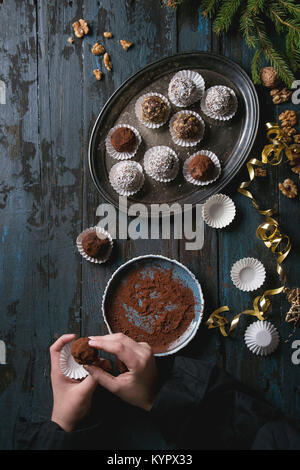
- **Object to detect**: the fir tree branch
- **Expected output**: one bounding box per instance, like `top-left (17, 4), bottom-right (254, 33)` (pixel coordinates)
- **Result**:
top-left (213, 0), bottom-right (243, 33)
top-left (201, 0), bottom-right (222, 18)
top-left (251, 48), bottom-right (264, 83)
top-left (253, 17), bottom-right (295, 86)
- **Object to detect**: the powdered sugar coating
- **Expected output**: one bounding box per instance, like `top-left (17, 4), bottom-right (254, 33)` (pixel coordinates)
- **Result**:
top-left (109, 161), bottom-right (144, 195)
top-left (205, 86), bottom-right (236, 116)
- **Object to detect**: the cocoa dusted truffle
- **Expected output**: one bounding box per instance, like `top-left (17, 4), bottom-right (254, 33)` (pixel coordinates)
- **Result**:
top-left (188, 154), bottom-right (215, 181)
top-left (110, 127), bottom-right (136, 153)
top-left (71, 337), bottom-right (98, 365)
top-left (205, 86), bottom-right (235, 117)
top-left (169, 77), bottom-right (197, 106)
top-left (141, 95), bottom-right (168, 124)
top-left (173, 112), bottom-right (202, 140)
top-left (81, 231), bottom-right (111, 259)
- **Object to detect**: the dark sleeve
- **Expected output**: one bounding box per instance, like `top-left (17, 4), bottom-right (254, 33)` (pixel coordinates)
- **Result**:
top-left (252, 420), bottom-right (300, 450)
top-left (150, 356), bottom-right (280, 450)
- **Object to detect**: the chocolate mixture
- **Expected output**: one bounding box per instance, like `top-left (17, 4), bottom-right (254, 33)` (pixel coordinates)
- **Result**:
top-left (106, 265), bottom-right (196, 353)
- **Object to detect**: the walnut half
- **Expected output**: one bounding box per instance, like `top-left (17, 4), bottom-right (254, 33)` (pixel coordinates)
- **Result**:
top-left (72, 19), bottom-right (89, 38)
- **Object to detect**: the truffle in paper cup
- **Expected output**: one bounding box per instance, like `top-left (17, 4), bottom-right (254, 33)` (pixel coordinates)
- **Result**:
top-left (202, 194), bottom-right (236, 228)
top-left (60, 342), bottom-right (89, 380)
top-left (183, 150), bottom-right (221, 186)
top-left (231, 257), bottom-right (266, 292)
top-left (200, 85), bottom-right (238, 121)
top-left (109, 160), bottom-right (144, 196)
top-left (169, 110), bottom-right (205, 147)
top-left (168, 70), bottom-right (205, 107)
top-left (76, 226), bottom-right (113, 264)
top-left (144, 146), bottom-right (179, 183)
top-left (135, 92), bottom-right (171, 129)
top-left (105, 124), bottom-right (141, 160)
top-left (244, 320), bottom-right (279, 356)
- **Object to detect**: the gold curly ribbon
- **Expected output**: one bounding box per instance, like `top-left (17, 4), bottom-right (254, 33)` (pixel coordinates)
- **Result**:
top-left (206, 123), bottom-right (298, 336)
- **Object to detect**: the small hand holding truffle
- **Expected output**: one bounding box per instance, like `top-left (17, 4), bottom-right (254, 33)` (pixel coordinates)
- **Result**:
top-left (50, 334), bottom-right (98, 432)
top-left (85, 333), bottom-right (157, 411)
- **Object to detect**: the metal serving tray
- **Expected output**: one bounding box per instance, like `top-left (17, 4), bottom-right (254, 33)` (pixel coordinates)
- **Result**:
top-left (89, 52), bottom-right (259, 216)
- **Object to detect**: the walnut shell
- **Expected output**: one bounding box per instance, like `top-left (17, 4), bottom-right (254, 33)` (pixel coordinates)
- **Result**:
top-left (260, 67), bottom-right (281, 88)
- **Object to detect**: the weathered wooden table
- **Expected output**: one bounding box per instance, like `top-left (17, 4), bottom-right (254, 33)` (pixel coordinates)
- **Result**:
top-left (1, 0), bottom-right (300, 450)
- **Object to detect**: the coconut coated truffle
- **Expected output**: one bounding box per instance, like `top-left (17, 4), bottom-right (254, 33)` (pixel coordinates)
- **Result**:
top-left (145, 147), bottom-right (178, 181)
top-left (205, 86), bottom-right (235, 117)
top-left (188, 154), bottom-right (215, 181)
top-left (109, 161), bottom-right (144, 194)
top-left (173, 113), bottom-right (202, 140)
top-left (169, 77), bottom-right (197, 106)
top-left (110, 127), bottom-right (136, 153)
top-left (141, 95), bottom-right (168, 124)
top-left (71, 337), bottom-right (98, 365)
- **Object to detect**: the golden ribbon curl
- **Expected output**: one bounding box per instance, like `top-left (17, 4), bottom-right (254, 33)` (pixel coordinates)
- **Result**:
top-left (207, 123), bottom-right (295, 336)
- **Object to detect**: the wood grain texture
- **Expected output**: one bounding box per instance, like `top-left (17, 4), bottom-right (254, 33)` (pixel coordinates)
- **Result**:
top-left (0, 0), bottom-right (300, 450)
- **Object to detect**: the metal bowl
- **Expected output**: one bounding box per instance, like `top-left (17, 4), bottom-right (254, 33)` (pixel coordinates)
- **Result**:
top-left (89, 52), bottom-right (259, 216)
top-left (102, 255), bottom-right (204, 357)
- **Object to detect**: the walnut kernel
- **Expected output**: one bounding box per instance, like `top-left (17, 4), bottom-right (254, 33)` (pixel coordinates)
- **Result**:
top-left (270, 88), bottom-right (292, 104)
top-left (279, 178), bottom-right (298, 198)
top-left (72, 19), bottom-right (89, 38)
top-left (93, 69), bottom-right (103, 81)
top-left (103, 52), bottom-right (112, 71)
top-left (120, 40), bottom-right (133, 51)
top-left (91, 42), bottom-right (105, 55)
top-left (67, 37), bottom-right (74, 44)
top-left (279, 110), bottom-right (297, 128)
top-left (104, 32), bottom-right (113, 38)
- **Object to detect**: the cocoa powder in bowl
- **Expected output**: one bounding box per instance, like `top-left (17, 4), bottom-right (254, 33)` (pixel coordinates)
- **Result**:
top-left (105, 264), bottom-right (196, 354)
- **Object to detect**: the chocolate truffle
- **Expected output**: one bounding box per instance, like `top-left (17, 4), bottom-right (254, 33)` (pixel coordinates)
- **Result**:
top-left (81, 231), bottom-right (111, 259)
top-left (145, 147), bottom-right (178, 181)
top-left (205, 86), bottom-right (235, 117)
top-left (169, 77), bottom-right (197, 106)
top-left (173, 113), bottom-right (202, 140)
top-left (109, 161), bottom-right (144, 195)
top-left (188, 154), bottom-right (215, 181)
top-left (110, 127), bottom-right (136, 153)
top-left (141, 95), bottom-right (168, 124)
top-left (71, 337), bottom-right (98, 365)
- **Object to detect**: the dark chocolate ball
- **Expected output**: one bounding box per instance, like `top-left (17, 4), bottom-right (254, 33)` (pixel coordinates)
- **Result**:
top-left (141, 95), bottom-right (168, 124)
top-left (81, 231), bottom-right (110, 259)
top-left (71, 337), bottom-right (98, 365)
top-left (110, 127), bottom-right (136, 153)
top-left (173, 113), bottom-right (202, 140)
top-left (188, 154), bottom-right (215, 181)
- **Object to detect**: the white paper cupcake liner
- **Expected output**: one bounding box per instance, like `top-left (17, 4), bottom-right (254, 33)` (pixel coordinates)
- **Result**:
top-left (169, 110), bottom-right (205, 147)
top-left (200, 86), bottom-right (238, 121)
top-left (76, 226), bottom-right (113, 264)
top-left (231, 257), bottom-right (266, 292)
top-left (105, 124), bottom-right (141, 160)
top-left (135, 92), bottom-right (171, 129)
top-left (144, 146), bottom-right (179, 183)
top-left (244, 320), bottom-right (279, 356)
top-left (109, 160), bottom-right (145, 196)
top-left (202, 194), bottom-right (236, 229)
top-left (183, 150), bottom-right (221, 186)
top-left (168, 70), bottom-right (205, 107)
top-left (60, 342), bottom-right (89, 380)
